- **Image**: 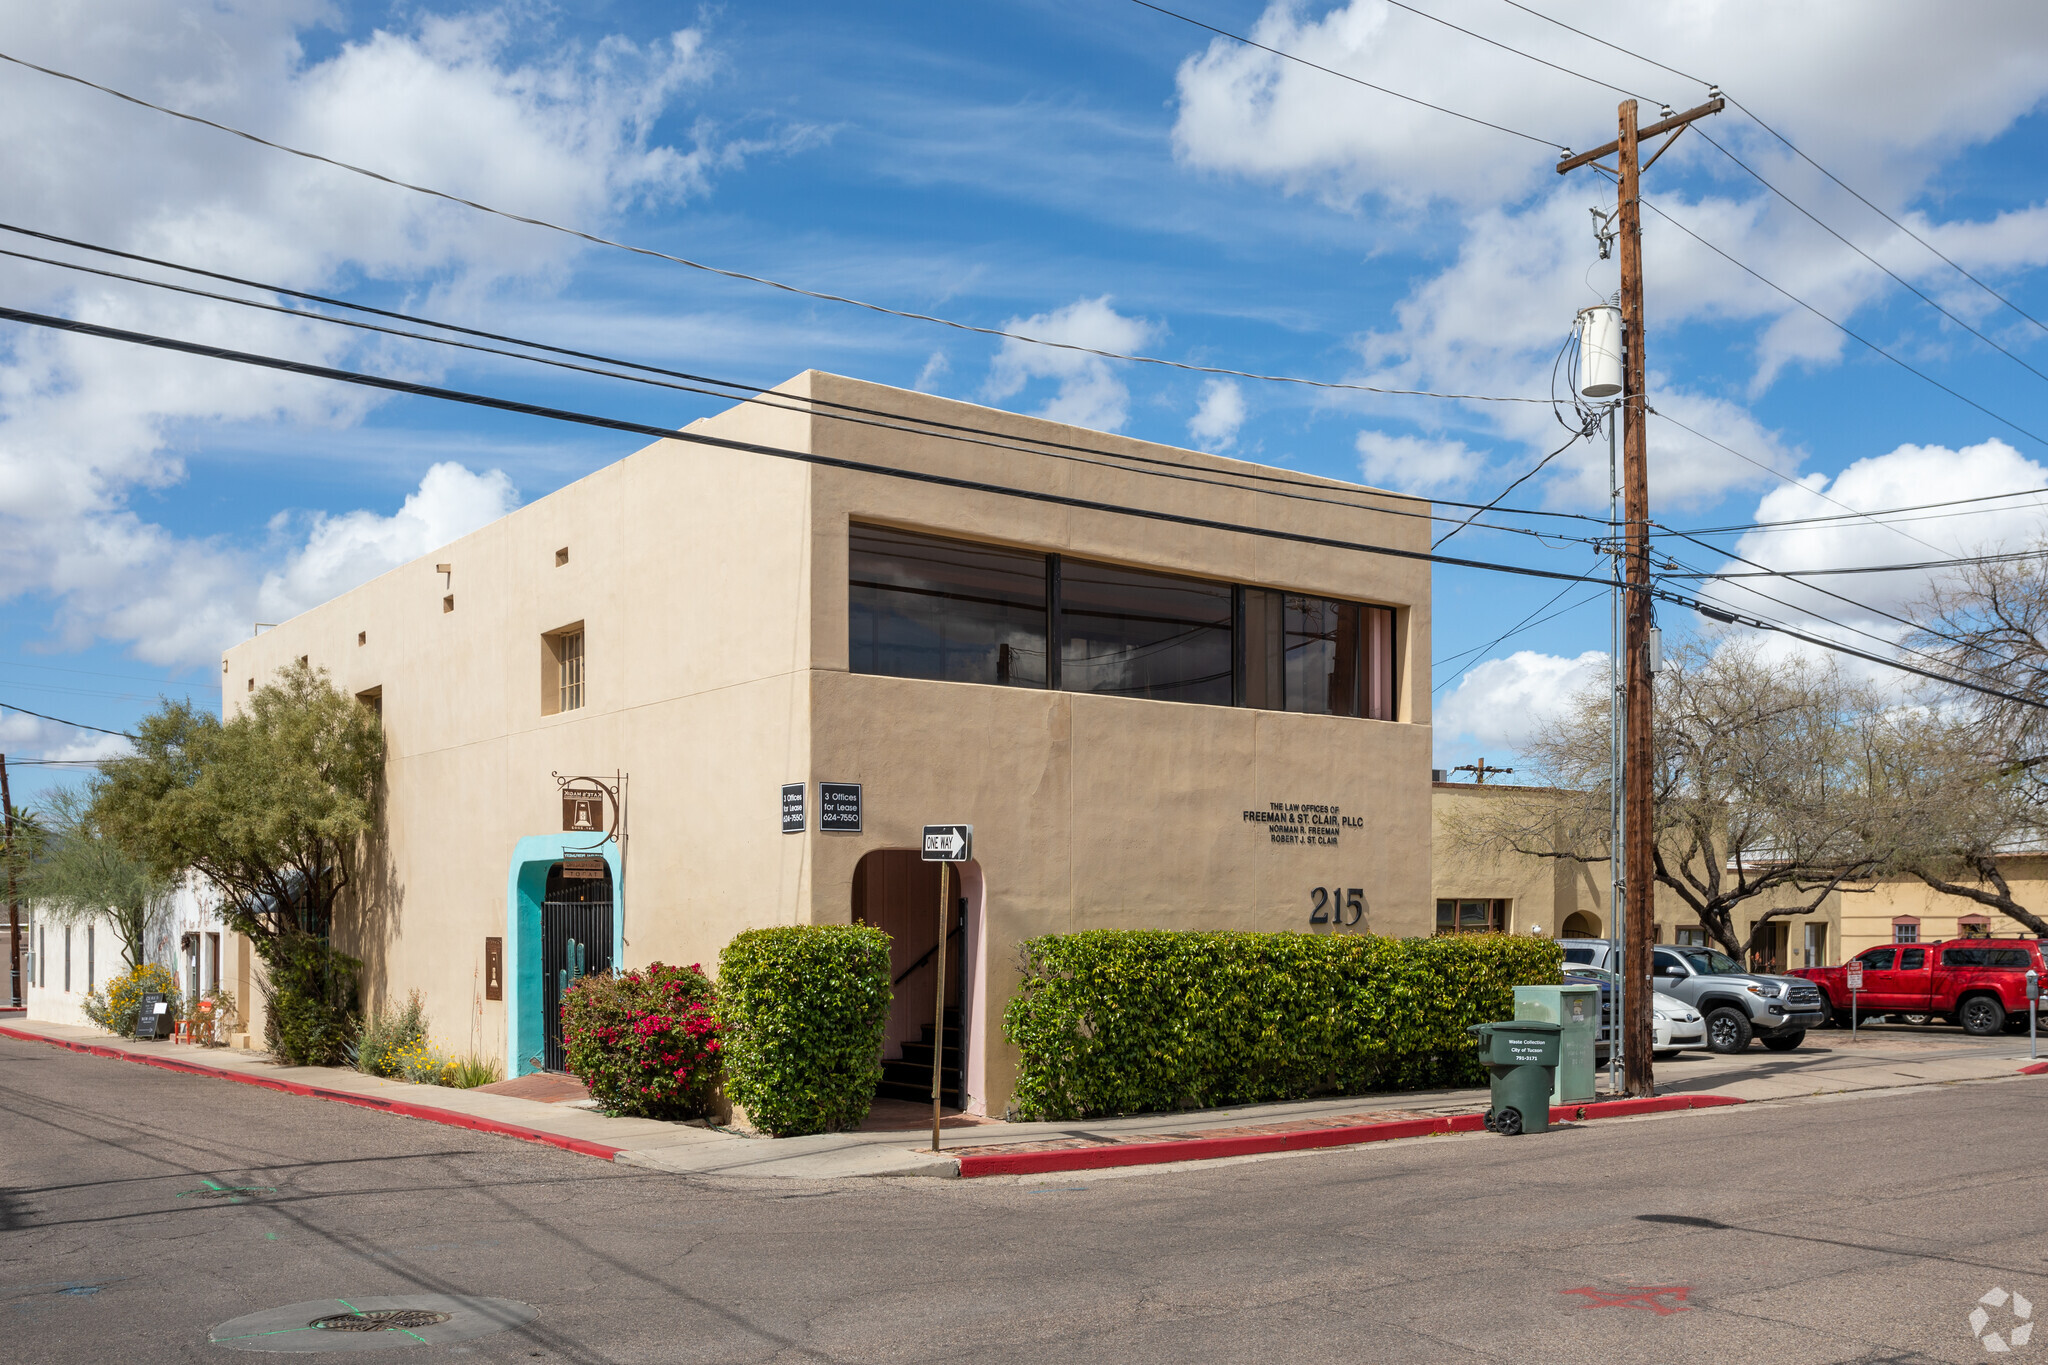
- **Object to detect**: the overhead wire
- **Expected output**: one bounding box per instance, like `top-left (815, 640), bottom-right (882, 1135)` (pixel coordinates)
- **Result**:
top-left (0, 47), bottom-right (1548, 406)
top-left (1432, 577), bottom-right (1606, 694)
top-left (1690, 123), bottom-right (2048, 390)
top-left (0, 229), bottom-right (1611, 549)
top-left (0, 700), bottom-right (134, 739)
top-left (1123, 0), bottom-right (1564, 148)
top-left (1494, 0), bottom-right (2048, 339)
top-left (1669, 483), bottom-right (2048, 537)
top-left (10, 301), bottom-right (2047, 711)
top-left (0, 301), bottom-right (1618, 590)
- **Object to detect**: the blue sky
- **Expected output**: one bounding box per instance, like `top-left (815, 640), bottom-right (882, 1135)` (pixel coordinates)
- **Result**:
top-left (4, 1), bottom-right (2048, 801)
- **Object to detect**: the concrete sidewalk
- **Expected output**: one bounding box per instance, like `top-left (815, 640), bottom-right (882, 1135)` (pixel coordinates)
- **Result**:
top-left (5, 1016), bottom-right (2040, 1180)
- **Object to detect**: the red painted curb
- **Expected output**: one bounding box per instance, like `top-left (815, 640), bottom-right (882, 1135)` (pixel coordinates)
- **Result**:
top-left (954, 1093), bottom-right (1747, 1178)
top-left (2020, 1062), bottom-right (2048, 1076)
top-left (0, 1024), bottom-right (624, 1160)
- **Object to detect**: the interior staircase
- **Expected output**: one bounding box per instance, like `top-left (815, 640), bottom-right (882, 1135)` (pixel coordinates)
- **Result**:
top-left (875, 1006), bottom-right (961, 1107)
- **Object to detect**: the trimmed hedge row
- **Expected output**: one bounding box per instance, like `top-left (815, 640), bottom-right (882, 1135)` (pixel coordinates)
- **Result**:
top-left (1002, 930), bottom-right (1562, 1121)
top-left (717, 925), bottom-right (893, 1137)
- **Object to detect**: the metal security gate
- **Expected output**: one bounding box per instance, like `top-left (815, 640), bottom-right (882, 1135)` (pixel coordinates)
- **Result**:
top-left (541, 864), bottom-right (614, 1073)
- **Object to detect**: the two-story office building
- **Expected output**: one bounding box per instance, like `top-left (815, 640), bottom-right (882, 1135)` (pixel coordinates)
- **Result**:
top-left (222, 371), bottom-right (1435, 1115)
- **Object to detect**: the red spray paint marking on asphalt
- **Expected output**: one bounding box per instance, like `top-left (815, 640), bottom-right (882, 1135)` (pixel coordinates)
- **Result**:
top-left (1561, 1286), bottom-right (1692, 1315)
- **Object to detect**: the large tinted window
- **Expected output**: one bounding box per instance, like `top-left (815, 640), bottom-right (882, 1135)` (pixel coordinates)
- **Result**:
top-left (1241, 590), bottom-right (1396, 719)
top-left (1058, 559), bottom-right (1234, 705)
top-left (849, 525), bottom-right (1048, 687)
top-left (1944, 947), bottom-right (2031, 968)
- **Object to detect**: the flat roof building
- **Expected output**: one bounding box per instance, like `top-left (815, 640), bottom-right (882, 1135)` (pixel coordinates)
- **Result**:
top-left (222, 371), bottom-right (1435, 1115)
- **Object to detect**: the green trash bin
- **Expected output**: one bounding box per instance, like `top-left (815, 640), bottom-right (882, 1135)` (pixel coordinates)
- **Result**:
top-left (1466, 1020), bottom-right (1562, 1136)
top-left (1514, 983), bottom-right (1600, 1105)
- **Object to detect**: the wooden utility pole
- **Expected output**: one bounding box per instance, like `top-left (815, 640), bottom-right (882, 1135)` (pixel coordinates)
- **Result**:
top-left (1560, 95), bottom-right (1722, 1097)
top-left (2, 753), bottom-right (18, 1008)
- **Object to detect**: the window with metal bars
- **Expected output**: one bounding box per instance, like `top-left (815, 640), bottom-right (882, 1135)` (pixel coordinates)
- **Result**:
top-left (559, 630), bottom-right (584, 712)
top-left (543, 625), bottom-right (585, 715)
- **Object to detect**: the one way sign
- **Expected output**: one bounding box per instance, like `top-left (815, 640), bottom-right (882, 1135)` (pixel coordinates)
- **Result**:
top-left (921, 824), bottom-right (973, 862)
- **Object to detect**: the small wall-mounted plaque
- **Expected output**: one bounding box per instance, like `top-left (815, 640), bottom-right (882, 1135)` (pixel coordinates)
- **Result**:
top-left (820, 782), bottom-right (863, 833)
top-left (781, 782), bottom-right (805, 833)
top-left (561, 856), bottom-right (607, 880)
top-left (484, 936), bottom-right (504, 1001)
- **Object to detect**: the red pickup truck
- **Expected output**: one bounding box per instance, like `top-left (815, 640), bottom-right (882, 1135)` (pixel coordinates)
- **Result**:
top-left (1790, 939), bottom-right (2044, 1036)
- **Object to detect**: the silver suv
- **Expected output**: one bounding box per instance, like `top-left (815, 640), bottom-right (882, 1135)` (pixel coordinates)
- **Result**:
top-left (1559, 940), bottom-right (1825, 1053)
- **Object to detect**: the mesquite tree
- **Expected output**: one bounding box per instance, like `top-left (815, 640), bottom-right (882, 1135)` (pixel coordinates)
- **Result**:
top-left (1443, 639), bottom-right (1879, 963)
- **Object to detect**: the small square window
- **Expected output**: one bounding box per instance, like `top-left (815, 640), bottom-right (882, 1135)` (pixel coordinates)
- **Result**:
top-left (556, 547), bottom-right (570, 567)
top-left (296, 655), bottom-right (308, 667)
top-left (246, 678), bottom-right (254, 692)
top-left (1894, 923), bottom-right (1920, 944)
top-left (357, 631), bottom-right (367, 646)
top-left (443, 595), bottom-right (455, 613)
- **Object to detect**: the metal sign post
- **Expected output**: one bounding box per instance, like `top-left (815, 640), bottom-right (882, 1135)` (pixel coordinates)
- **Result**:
top-left (2027, 969), bottom-right (2039, 1061)
top-left (920, 824), bottom-right (972, 1153)
top-left (1847, 960), bottom-right (1864, 1041)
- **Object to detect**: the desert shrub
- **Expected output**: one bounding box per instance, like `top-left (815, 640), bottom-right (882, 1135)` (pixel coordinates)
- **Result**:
top-left (354, 990), bottom-right (429, 1078)
top-left (561, 962), bottom-right (721, 1119)
top-left (717, 925), bottom-right (891, 1137)
top-left (82, 961), bottom-right (179, 1038)
top-left (445, 1053), bottom-right (503, 1089)
top-left (264, 931), bottom-right (361, 1066)
top-left (1003, 929), bottom-right (1563, 1120)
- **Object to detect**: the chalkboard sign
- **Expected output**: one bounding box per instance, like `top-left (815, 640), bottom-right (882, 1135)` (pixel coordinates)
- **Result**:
top-left (134, 993), bottom-right (172, 1040)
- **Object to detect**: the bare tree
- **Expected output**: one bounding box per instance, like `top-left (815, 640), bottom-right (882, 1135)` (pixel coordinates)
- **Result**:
top-left (1444, 639), bottom-right (1879, 963)
top-left (1873, 552), bottom-right (2048, 935)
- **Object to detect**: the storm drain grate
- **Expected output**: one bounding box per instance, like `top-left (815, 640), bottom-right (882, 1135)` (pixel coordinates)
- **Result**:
top-left (310, 1310), bottom-right (453, 1333)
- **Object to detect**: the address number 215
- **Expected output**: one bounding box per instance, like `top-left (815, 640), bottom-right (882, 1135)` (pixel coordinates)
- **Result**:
top-left (1310, 888), bottom-right (1365, 927)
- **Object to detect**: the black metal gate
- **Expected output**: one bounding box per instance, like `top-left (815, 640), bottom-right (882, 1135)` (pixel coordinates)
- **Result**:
top-left (541, 863), bottom-right (614, 1073)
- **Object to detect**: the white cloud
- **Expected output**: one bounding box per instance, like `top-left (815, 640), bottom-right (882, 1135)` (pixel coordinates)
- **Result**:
top-left (259, 462), bottom-right (520, 623)
top-left (1187, 378), bottom-right (1245, 451)
top-left (1701, 438), bottom-right (2048, 633)
top-left (984, 296), bottom-right (1159, 431)
top-left (0, 5), bottom-right (748, 664)
top-left (915, 351), bottom-right (951, 392)
top-left (1435, 649), bottom-right (1606, 764)
top-left (1168, 1), bottom-right (2048, 510)
top-left (1356, 430), bottom-right (1488, 494)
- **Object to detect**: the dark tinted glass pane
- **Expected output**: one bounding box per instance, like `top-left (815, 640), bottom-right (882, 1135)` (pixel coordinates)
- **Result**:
top-left (1436, 900), bottom-right (1454, 930)
top-left (1861, 949), bottom-right (1896, 970)
top-left (1282, 595), bottom-right (1361, 716)
top-left (1058, 559), bottom-right (1233, 705)
top-left (1364, 605), bottom-right (1396, 720)
top-left (849, 525), bottom-right (1047, 687)
top-left (1988, 949), bottom-right (2030, 968)
top-left (1899, 949), bottom-right (1925, 970)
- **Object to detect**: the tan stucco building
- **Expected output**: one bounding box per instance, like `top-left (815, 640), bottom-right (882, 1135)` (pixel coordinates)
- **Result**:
top-left (221, 371), bottom-right (1436, 1115)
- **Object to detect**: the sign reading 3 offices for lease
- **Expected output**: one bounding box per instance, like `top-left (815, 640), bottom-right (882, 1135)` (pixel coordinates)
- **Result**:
top-left (1243, 801), bottom-right (1363, 847)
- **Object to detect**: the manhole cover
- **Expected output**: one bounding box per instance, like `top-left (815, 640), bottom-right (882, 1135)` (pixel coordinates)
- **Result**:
top-left (209, 1296), bottom-right (536, 1353)
top-left (310, 1310), bottom-right (453, 1333)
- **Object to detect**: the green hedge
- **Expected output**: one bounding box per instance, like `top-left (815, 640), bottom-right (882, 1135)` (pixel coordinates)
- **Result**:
top-left (1002, 930), bottom-right (1562, 1121)
top-left (717, 925), bottom-right (893, 1137)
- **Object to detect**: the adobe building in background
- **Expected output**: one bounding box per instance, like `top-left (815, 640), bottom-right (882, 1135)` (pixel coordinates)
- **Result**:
top-left (221, 370), bottom-right (1434, 1115)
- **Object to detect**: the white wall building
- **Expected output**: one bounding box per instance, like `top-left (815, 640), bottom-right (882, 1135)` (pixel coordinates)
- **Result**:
top-left (24, 877), bottom-right (230, 1031)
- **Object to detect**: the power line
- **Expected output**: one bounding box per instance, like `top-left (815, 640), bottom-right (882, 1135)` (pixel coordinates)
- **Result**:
top-left (1433, 577), bottom-right (1605, 694)
top-left (1432, 426), bottom-right (1583, 549)
top-left (0, 231), bottom-right (1604, 550)
top-left (1493, 0), bottom-right (1712, 89)
top-left (0, 701), bottom-right (133, 739)
top-left (1124, 0), bottom-right (1564, 149)
top-left (1375, 0), bottom-right (1649, 102)
top-left (1655, 582), bottom-right (2048, 711)
top-left (1692, 124), bottom-right (2048, 391)
top-left (1615, 189), bottom-right (2048, 453)
top-left (0, 47), bottom-right (1547, 407)
top-left (0, 301), bottom-right (1618, 590)
top-left (1495, 1), bottom-right (2048, 339)
top-left (1672, 547), bottom-right (2048, 580)
top-left (11, 302), bottom-right (2045, 714)
top-left (1669, 483), bottom-right (2048, 537)
top-left (1645, 408), bottom-right (1953, 560)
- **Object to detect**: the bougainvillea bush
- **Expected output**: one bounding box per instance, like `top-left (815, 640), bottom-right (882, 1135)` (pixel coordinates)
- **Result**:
top-left (560, 962), bottom-right (722, 1120)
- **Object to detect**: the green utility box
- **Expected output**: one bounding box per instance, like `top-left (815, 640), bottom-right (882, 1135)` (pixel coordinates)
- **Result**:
top-left (1514, 983), bottom-right (1601, 1105)
top-left (1467, 1020), bottom-right (1562, 1136)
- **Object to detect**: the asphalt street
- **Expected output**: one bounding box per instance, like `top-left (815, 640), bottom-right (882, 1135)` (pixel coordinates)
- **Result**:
top-left (4, 1033), bottom-right (2045, 1364)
